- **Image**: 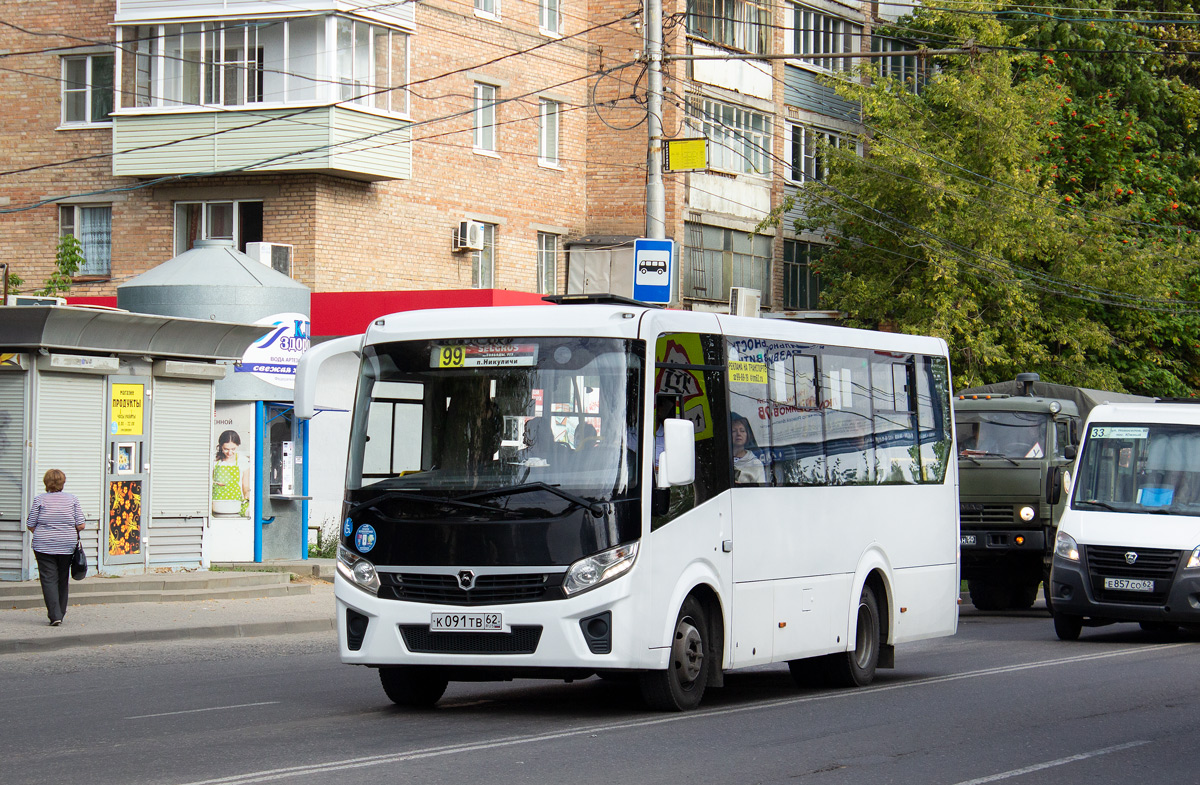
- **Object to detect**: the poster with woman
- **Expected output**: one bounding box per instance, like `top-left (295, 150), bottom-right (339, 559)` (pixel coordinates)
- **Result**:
top-left (212, 403), bottom-right (255, 519)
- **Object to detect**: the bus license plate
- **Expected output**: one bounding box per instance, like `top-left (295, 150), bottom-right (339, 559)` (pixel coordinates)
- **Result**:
top-left (960, 534), bottom-right (977, 546)
top-left (430, 612), bottom-right (503, 632)
top-left (1104, 578), bottom-right (1154, 592)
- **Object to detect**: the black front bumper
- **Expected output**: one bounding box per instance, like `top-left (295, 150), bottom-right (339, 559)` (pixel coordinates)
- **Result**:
top-left (1050, 556), bottom-right (1200, 623)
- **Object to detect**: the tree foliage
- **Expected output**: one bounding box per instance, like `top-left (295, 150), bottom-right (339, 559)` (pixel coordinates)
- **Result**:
top-left (770, 1), bottom-right (1200, 394)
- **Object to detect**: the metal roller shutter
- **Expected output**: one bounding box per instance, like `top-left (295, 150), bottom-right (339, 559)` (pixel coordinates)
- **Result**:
top-left (149, 379), bottom-right (212, 567)
top-left (0, 374), bottom-right (27, 580)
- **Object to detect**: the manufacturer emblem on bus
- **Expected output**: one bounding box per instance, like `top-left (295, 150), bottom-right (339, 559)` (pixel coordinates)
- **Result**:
top-left (1125, 551), bottom-right (1138, 565)
top-left (458, 570), bottom-right (476, 590)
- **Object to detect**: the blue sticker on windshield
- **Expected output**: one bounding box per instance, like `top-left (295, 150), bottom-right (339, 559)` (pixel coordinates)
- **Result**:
top-left (355, 524), bottom-right (376, 553)
top-left (343, 517), bottom-right (353, 537)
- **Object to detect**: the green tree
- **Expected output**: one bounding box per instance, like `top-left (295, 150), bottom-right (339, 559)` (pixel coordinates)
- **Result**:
top-left (38, 234), bottom-right (85, 297)
top-left (768, 1), bottom-right (1200, 393)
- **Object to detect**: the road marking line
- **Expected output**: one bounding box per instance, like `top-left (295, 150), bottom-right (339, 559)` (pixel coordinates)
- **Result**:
top-left (950, 741), bottom-right (1151, 784)
top-left (172, 644), bottom-right (1187, 785)
top-left (126, 701), bottom-right (280, 720)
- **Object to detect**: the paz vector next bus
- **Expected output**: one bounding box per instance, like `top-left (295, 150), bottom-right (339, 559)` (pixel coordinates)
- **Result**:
top-left (295, 296), bottom-right (960, 711)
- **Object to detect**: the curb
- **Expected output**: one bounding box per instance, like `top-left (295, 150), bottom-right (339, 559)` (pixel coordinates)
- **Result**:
top-left (0, 617), bottom-right (337, 655)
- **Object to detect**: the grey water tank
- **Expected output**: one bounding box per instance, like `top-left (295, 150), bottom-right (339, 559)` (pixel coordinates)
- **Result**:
top-left (118, 240), bottom-right (311, 401)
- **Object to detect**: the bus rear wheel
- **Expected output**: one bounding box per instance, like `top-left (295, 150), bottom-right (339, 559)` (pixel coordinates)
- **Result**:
top-left (827, 585), bottom-right (881, 688)
top-left (639, 597), bottom-right (709, 711)
top-left (379, 666), bottom-right (448, 708)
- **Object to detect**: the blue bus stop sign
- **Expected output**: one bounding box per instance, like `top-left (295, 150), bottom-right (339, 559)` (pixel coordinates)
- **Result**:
top-left (632, 238), bottom-right (674, 304)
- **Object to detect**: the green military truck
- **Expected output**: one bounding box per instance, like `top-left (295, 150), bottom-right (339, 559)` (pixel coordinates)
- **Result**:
top-left (955, 374), bottom-right (1152, 611)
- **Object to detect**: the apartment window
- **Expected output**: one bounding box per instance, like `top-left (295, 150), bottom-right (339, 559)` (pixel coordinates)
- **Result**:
top-left (474, 83), bottom-right (498, 152)
top-left (791, 5), bottom-right (862, 72)
top-left (875, 37), bottom-right (923, 93)
top-left (684, 222), bottom-right (771, 302)
top-left (691, 98), bottom-right (771, 175)
top-left (59, 205), bottom-right (112, 277)
top-left (174, 201), bottom-right (264, 256)
top-left (539, 99), bottom-right (560, 165)
top-left (62, 54), bottom-right (114, 125)
top-left (537, 233), bottom-right (559, 294)
top-left (788, 124), bottom-right (859, 182)
top-left (783, 240), bottom-right (823, 310)
top-left (539, 0), bottom-right (560, 33)
top-left (473, 223), bottom-right (496, 288)
top-left (122, 18), bottom-right (408, 113)
top-left (688, 0), bottom-right (771, 54)
top-left (476, 0), bottom-right (500, 18)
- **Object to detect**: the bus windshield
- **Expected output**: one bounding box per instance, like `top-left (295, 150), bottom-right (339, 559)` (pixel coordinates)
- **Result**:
top-left (1073, 423), bottom-right (1200, 516)
top-left (955, 411), bottom-right (1049, 459)
top-left (346, 336), bottom-right (644, 517)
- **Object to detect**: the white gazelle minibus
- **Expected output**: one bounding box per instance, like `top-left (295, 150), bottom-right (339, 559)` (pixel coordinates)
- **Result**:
top-left (296, 296), bottom-right (960, 710)
top-left (1050, 401), bottom-right (1200, 640)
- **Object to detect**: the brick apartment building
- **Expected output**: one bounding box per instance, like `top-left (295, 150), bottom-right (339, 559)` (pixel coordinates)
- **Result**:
top-left (0, 0), bottom-right (915, 315)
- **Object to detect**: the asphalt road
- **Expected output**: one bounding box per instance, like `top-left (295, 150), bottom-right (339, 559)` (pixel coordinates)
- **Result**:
top-left (2, 608), bottom-right (1196, 785)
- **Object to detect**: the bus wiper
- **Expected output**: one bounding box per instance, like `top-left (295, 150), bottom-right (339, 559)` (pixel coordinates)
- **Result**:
top-left (461, 482), bottom-right (607, 517)
top-left (1076, 499), bottom-right (1119, 511)
top-left (347, 490), bottom-right (508, 518)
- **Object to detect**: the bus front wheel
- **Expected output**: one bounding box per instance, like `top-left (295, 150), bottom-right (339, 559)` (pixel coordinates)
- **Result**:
top-left (1052, 613), bottom-right (1083, 641)
top-left (640, 597), bottom-right (709, 711)
top-left (379, 666), bottom-right (448, 708)
top-left (828, 585), bottom-right (880, 688)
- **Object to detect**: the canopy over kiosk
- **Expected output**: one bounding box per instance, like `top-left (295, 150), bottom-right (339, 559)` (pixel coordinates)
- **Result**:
top-left (0, 306), bottom-right (265, 580)
top-left (118, 240), bottom-right (312, 563)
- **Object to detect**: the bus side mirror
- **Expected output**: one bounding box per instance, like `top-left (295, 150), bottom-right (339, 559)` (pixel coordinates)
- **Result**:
top-left (657, 418), bottom-right (696, 489)
top-left (295, 335), bottom-right (362, 419)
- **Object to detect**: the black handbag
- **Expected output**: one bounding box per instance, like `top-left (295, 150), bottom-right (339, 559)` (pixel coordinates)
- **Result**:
top-left (71, 534), bottom-right (87, 581)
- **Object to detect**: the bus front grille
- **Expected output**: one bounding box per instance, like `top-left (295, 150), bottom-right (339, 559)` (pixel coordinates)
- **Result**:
top-left (399, 624), bottom-right (543, 655)
top-left (379, 572), bottom-right (566, 605)
top-left (1085, 545), bottom-right (1180, 605)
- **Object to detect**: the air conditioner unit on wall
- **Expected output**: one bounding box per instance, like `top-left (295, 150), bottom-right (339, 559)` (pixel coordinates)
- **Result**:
top-left (730, 287), bottom-right (761, 317)
top-left (245, 242), bottom-right (294, 277)
top-left (5, 295), bottom-right (66, 306)
top-left (453, 220), bottom-right (486, 252)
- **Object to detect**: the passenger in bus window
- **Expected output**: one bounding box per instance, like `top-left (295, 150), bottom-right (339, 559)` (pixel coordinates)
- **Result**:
top-left (731, 414), bottom-right (766, 484)
top-left (518, 416), bottom-right (563, 467)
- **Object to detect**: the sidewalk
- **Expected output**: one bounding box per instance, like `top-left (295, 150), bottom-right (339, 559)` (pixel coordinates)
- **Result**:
top-left (0, 561), bottom-right (338, 655)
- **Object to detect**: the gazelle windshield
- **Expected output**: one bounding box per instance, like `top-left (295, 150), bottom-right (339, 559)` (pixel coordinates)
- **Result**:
top-left (346, 337), bottom-right (644, 512)
top-left (1073, 423), bottom-right (1200, 516)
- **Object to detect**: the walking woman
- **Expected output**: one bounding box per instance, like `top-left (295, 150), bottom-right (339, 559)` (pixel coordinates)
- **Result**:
top-left (26, 469), bottom-right (85, 626)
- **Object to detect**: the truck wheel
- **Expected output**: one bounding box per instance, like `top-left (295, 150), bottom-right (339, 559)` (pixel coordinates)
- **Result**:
top-left (639, 596), bottom-right (710, 711)
top-left (379, 666), bottom-right (448, 707)
top-left (1053, 613), bottom-right (1083, 641)
top-left (968, 579), bottom-right (1008, 611)
top-left (826, 585), bottom-right (881, 688)
top-left (1010, 581), bottom-right (1039, 611)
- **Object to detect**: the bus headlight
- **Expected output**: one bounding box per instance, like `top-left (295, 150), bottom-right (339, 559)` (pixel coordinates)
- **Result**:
top-left (1019, 506), bottom-right (1036, 522)
top-left (1187, 547), bottom-right (1200, 570)
top-left (563, 542), bottom-right (639, 596)
top-left (1054, 531), bottom-right (1080, 562)
top-left (337, 543), bottom-right (380, 595)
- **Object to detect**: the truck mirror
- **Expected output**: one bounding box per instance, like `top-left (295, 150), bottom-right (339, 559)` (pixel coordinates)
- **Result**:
top-left (1064, 444), bottom-right (1076, 460)
top-left (1047, 466), bottom-right (1063, 505)
top-left (1069, 420), bottom-right (1079, 445)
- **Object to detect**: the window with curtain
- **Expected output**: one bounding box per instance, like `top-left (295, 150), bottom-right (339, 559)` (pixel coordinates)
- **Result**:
top-left (539, 99), bottom-right (560, 165)
top-left (59, 205), bottom-right (112, 276)
top-left (537, 232), bottom-right (558, 294)
top-left (790, 4), bottom-right (862, 72)
top-left (174, 200), bottom-right (264, 255)
top-left (688, 0), bottom-right (771, 54)
top-left (61, 54), bottom-right (114, 124)
top-left (473, 223), bottom-right (496, 288)
top-left (476, 0), bottom-right (500, 18)
top-left (684, 222), bottom-right (771, 302)
top-left (539, 0), bottom-right (560, 33)
top-left (474, 83), bottom-right (498, 151)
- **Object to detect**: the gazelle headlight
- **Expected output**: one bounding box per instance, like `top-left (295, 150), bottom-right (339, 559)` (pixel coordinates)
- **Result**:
top-left (1054, 531), bottom-right (1080, 562)
top-left (1186, 546), bottom-right (1200, 570)
top-left (563, 542), bottom-right (639, 596)
top-left (337, 543), bottom-right (380, 595)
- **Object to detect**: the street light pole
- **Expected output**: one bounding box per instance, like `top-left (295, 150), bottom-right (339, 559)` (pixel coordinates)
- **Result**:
top-left (645, 0), bottom-right (666, 240)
